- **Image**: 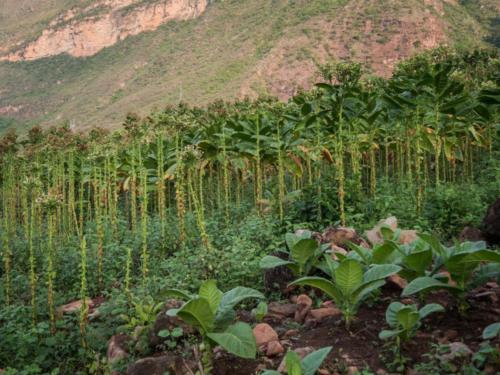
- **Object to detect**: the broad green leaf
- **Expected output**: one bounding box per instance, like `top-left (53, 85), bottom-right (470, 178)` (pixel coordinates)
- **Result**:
top-left (216, 287), bottom-right (264, 325)
top-left (157, 329), bottom-right (170, 338)
top-left (302, 346), bottom-right (332, 375)
top-left (363, 264), bottom-right (401, 283)
top-left (402, 276), bottom-right (459, 296)
top-left (199, 280), bottom-right (223, 314)
top-left (252, 301), bottom-right (268, 322)
top-left (348, 241), bottom-right (371, 264)
top-left (418, 233), bottom-right (445, 257)
top-left (372, 242), bottom-right (398, 264)
top-left (380, 225), bottom-right (395, 240)
top-left (286, 231), bottom-right (311, 250)
top-left (396, 308), bottom-right (419, 331)
top-left (335, 259), bottom-right (363, 296)
top-left (482, 323), bottom-right (500, 339)
top-left (379, 329), bottom-right (404, 340)
top-left (461, 250), bottom-right (500, 264)
top-left (207, 322), bottom-right (256, 359)
top-left (386, 302), bottom-right (405, 327)
top-left (259, 256), bottom-right (293, 269)
top-left (352, 279), bottom-right (385, 306)
top-left (176, 298), bottom-right (214, 334)
top-left (284, 350), bottom-right (303, 375)
top-left (404, 250), bottom-right (433, 275)
top-left (289, 276), bottom-right (341, 303)
top-left (418, 303), bottom-right (444, 319)
top-left (291, 238), bottom-right (318, 268)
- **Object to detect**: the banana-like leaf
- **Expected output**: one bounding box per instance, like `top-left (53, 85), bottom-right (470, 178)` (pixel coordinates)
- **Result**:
top-left (207, 322), bottom-right (256, 359)
top-left (402, 276), bottom-right (459, 296)
top-left (199, 280), bottom-right (223, 314)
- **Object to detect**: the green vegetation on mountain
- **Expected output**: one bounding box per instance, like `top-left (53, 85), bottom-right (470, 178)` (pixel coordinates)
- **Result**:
top-left (0, 0), bottom-right (498, 132)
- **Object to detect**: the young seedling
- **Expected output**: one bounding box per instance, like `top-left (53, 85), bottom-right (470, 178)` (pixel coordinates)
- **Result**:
top-left (165, 280), bottom-right (265, 372)
top-left (379, 302), bottom-right (444, 371)
top-left (262, 346), bottom-right (332, 375)
top-left (379, 302), bottom-right (444, 342)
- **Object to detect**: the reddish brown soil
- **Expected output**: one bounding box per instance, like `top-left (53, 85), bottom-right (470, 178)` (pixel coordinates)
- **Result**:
top-left (213, 284), bottom-right (500, 374)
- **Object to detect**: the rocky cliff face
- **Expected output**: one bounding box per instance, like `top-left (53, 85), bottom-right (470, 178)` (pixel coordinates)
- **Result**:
top-left (1, 0), bottom-right (208, 61)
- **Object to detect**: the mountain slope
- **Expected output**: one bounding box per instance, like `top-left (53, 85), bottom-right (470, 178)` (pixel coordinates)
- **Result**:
top-left (0, 0), bottom-right (497, 132)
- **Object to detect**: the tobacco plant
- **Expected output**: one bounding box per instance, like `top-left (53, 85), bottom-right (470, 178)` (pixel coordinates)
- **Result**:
top-left (166, 280), bottom-right (264, 371)
top-left (290, 258), bottom-right (401, 328)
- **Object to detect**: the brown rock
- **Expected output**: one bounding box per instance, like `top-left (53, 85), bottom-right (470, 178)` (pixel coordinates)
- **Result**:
top-left (57, 298), bottom-right (93, 317)
top-left (266, 340), bottom-right (284, 356)
top-left (253, 323), bottom-right (279, 347)
top-left (458, 226), bottom-right (484, 242)
top-left (296, 294), bottom-right (313, 307)
top-left (282, 329), bottom-right (299, 339)
top-left (484, 365), bottom-right (498, 375)
top-left (307, 307), bottom-right (342, 321)
top-left (387, 274), bottom-right (408, 289)
top-left (444, 329), bottom-right (458, 342)
top-left (267, 302), bottom-right (297, 319)
top-left (107, 334), bottom-right (130, 364)
top-left (295, 294), bottom-right (313, 323)
top-left (322, 226), bottom-right (369, 250)
top-left (318, 369), bottom-right (330, 375)
top-left (277, 347), bottom-right (314, 372)
top-left (347, 366), bottom-right (359, 375)
top-left (126, 354), bottom-right (182, 375)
